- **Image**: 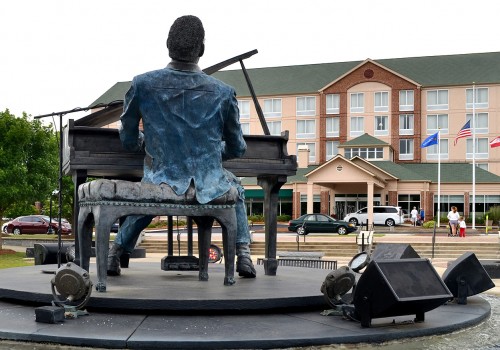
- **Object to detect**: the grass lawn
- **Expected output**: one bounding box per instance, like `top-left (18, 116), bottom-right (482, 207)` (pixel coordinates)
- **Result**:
top-left (0, 249), bottom-right (33, 269)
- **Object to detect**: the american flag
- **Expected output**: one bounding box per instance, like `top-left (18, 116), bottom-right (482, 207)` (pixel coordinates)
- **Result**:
top-left (454, 120), bottom-right (472, 145)
top-left (491, 136), bottom-right (500, 148)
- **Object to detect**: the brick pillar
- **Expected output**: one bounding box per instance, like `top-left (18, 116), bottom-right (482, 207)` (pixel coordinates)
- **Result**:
top-left (464, 191), bottom-right (470, 218)
top-left (320, 190), bottom-right (329, 215)
top-left (293, 191), bottom-right (301, 219)
top-left (427, 191), bottom-right (434, 221)
top-left (388, 191), bottom-right (397, 207)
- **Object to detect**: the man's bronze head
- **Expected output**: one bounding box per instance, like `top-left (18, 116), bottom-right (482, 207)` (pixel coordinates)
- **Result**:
top-left (167, 15), bottom-right (205, 63)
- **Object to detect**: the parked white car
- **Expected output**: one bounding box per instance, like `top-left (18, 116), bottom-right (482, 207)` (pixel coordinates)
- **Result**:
top-left (343, 206), bottom-right (403, 227)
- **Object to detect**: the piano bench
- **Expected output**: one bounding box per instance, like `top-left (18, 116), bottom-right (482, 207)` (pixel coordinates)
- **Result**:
top-left (77, 179), bottom-right (238, 292)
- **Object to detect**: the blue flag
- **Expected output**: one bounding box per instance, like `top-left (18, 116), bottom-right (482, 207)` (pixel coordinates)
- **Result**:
top-left (421, 132), bottom-right (439, 148)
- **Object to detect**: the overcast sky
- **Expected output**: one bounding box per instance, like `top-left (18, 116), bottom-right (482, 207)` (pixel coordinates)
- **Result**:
top-left (1, 0), bottom-right (499, 123)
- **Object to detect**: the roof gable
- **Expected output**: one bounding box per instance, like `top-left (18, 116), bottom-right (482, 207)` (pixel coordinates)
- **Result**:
top-left (339, 133), bottom-right (390, 147)
top-left (320, 59), bottom-right (421, 91)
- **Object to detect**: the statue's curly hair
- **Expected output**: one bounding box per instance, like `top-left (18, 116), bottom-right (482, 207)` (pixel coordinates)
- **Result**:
top-left (167, 15), bottom-right (205, 62)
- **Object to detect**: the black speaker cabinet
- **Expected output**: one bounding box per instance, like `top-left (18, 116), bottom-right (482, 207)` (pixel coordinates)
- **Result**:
top-left (442, 252), bottom-right (495, 304)
top-left (353, 258), bottom-right (452, 327)
top-left (371, 243), bottom-right (420, 261)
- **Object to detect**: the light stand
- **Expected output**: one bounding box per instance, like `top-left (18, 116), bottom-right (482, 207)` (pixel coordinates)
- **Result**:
top-left (35, 101), bottom-right (122, 268)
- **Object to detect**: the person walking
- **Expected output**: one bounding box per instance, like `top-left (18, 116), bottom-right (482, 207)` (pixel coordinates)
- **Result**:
top-left (447, 206), bottom-right (460, 237)
top-left (410, 206), bottom-right (419, 227)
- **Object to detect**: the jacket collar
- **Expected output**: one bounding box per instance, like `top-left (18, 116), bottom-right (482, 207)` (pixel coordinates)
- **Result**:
top-left (167, 60), bottom-right (202, 72)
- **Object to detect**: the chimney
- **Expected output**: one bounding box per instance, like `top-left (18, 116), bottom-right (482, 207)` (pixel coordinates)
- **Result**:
top-left (297, 145), bottom-right (310, 168)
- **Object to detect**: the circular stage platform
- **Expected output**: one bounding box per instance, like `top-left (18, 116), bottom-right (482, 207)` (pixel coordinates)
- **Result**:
top-left (0, 263), bottom-right (492, 349)
top-left (0, 262), bottom-right (328, 313)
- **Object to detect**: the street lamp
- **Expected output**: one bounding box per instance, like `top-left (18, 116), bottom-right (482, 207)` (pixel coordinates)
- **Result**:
top-left (48, 189), bottom-right (60, 234)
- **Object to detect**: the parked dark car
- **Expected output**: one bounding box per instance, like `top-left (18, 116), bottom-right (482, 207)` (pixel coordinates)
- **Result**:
top-left (6, 215), bottom-right (72, 235)
top-left (288, 213), bottom-right (357, 235)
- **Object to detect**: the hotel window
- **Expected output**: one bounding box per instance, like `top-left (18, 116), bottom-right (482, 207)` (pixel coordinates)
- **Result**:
top-left (374, 115), bottom-right (389, 136)
top-left (399, 139), bottom-right (414, 160)
top-left (296, 120), bottom-right (316, 139)
top-left (238, 100), bottom-right (250, 119)
top-left (326, 117), bottom-right (340, 137)
top-left (426, 139), bottom-right (449, 160)
top-left (296, 142), bottom-right (316, 163)
top-left (326, 94), bottom-right (340, 114)
top-left (326, 141), bottom-right (339, 160)
top-left (466, 138), bottom-right (489, 159)
top-left (465, 112), bottom-right (489, 134)
top-left (350, 93), bottom-right (364, 113)
top-left (466, 87), bottom-right (488, 109)
top-left (399, 114), bottom-right (414, 135)
top-left (263, 98), bottom-right (282, 117)
top-left (476, 163), bottom-right (488, 171)
top-left (240, 123), bottom-right (250, 134)
top-left (296, 96), bottom-right (316, 116)
top-left (350, 116), bottom-right (364, 137)
top-left (427, 90), bottom-right (448, 110)
top-left (374, 91), bottom-right (389, 112)
top-left (266, 121), bottom-right (281, 136)
top-left (427, 114), bottom-right (448, 134)
top-left (344, 147), bottom-right (383, 160)
top-left (399, 90), bottom-right (414, 111)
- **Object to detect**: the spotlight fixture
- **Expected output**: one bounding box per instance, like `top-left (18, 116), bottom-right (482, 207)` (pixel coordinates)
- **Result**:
top-left (320, 266), bottom-right (356, 308)
top-left (348, 251), bottom-right (370, 273)
top-left (51, 262), bottom-right (93, 310)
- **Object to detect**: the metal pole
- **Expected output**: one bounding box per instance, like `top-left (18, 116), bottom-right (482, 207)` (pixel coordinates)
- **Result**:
top-left (57, 113), bottom-right (63, 268)
top-left (49, 196), bottom-right (53, 234)
top-left (472, 83), bottom-right (476, 230)
top-left (432, 221), bottom-right (436, 259)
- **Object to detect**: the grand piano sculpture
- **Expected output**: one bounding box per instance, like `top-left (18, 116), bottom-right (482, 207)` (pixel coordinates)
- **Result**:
top-left (63, 50), bottom-right (297, 276)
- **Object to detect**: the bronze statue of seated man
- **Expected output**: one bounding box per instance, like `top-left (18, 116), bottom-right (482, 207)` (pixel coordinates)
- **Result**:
top-left (107, 15), bottom-right (256, 279)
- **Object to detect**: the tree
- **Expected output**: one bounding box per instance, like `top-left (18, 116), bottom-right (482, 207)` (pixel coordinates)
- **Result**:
top-left (0, 109), bottom-right (59, 220)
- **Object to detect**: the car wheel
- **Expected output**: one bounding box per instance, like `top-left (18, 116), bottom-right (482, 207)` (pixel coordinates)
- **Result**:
top-left (13, 227), bottom-right (21, 235)
top-left (297, 226), bottom-right (307, 235)
top-left (348, 218), bottom-right (358, 226)
top-left (337, 226), bottom-right (348, 235)
top-left (386, 218), bottom-right (395, 227)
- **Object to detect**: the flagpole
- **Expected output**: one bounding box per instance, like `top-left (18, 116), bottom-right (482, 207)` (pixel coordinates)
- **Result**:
top-left (437, 130), bottom-right (441, 228)
top-left (472, 83), bottom-right (476, 230)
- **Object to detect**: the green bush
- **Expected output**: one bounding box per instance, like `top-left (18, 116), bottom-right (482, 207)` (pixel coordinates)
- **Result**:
top-left (486, 206), bottom-right (500, 223)
top-left (475, 216), bottom-right (485, 225)
top-left (422, 220), bottom-right (436, 229)
top-left (277, 215), bottom-right (291, 222)
top-left (147, 219), bottom-right (186, 229)
top-left (248, 214), bottom-right (264, 223)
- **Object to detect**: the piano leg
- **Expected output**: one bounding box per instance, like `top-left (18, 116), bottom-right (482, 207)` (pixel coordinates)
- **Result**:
top-left (72, 170), bottom-right (87, 265)
top-left (258, 175), bottom-right (287, 276)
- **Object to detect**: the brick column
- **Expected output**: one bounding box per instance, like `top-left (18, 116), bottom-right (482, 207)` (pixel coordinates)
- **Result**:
top-left (293, 191), bottom-right (301, 219)
top-left (426, 191), bottom-right (434, 221)
top-left (320, 190), bottom-right (329, 215)
top-left (464, 191), bottom-right (470, 218)
top-left (388, 191), bottom-right (397, 206)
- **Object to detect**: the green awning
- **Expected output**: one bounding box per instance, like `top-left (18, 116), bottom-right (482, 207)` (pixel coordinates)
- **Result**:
top-left (245, 189), bottom-right (293, 199)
